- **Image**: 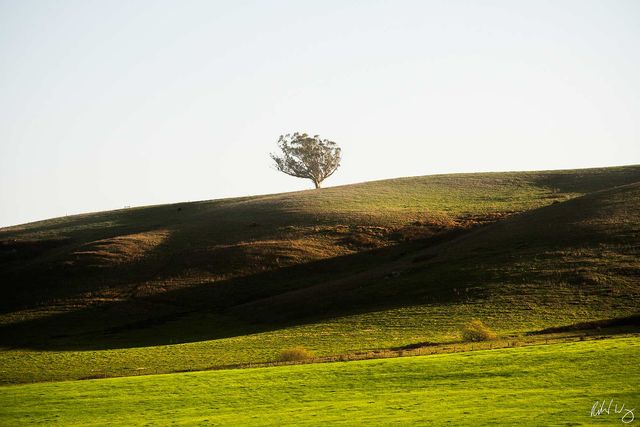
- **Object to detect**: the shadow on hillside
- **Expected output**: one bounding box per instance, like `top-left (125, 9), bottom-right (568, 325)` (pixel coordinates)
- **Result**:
top-left (530, 165), bottom-right (640, 194)
top-left (0, 228), bottom-right (486, 351)
top-left (0, 201), bottom-right (319, 315)
top-left (0, 183), bottom-right (494, 349)
top-left (2, 188), bottom-right (425, 315)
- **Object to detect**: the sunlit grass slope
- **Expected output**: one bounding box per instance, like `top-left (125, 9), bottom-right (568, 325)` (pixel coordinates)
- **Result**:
top-left (1, 337), bottom-right (638, 425)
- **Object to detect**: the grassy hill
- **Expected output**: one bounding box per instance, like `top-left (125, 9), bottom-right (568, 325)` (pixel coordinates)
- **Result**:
top-left (0, 165), bottom-right (639, 383)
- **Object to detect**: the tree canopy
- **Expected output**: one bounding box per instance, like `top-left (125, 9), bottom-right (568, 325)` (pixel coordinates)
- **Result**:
top-left (270, 133), bottom-right (341, 189)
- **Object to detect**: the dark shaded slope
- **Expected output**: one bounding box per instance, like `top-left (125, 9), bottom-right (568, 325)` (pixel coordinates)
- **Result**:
top-left (236, 182), bottom-right (640, 322)
top-left (2, 165), bottom-right (639, 316)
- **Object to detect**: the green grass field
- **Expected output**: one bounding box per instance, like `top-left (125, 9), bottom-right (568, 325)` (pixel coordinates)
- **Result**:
top-left (0, 305), bottom-right (634, 385)
top-left (2, 336), bottom-right (638, 425)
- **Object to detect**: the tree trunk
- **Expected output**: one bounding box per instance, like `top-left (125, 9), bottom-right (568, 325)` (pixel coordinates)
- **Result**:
top-left (314, 180), bottom-right (321, 189)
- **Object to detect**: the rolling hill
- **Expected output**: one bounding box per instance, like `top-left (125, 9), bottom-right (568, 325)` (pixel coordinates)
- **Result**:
top-left (0, 165), bottom-right (639, 383)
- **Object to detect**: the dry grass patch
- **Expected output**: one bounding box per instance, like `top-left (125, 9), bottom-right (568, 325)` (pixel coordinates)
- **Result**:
top-left (460, 320), bottom-right (497, 342)
top-left (71, 230), bottom-right (170, 266)
top-left (278, 346), bottom-right (315, 362)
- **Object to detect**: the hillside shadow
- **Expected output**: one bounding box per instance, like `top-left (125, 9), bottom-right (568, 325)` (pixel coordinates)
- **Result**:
top-left (0, 231), bottom-right (478, 351)
top-left (0, 195), bottom-right (390, 314)
top-left (530, 165), bottom-right (640, 194)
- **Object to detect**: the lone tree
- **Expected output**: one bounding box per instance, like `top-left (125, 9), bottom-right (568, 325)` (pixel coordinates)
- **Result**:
top-left (270, 132), bottom-right (341, 189)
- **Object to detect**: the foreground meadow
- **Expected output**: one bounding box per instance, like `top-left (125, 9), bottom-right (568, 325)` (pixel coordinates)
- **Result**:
top-left (0, 305), bottom-right (634, 385)
top-left (1, 336), bottom-right (638, 425)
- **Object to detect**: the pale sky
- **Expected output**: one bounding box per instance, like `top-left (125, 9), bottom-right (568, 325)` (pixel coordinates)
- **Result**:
top-left (1, 0), bottom-right (639, 227)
